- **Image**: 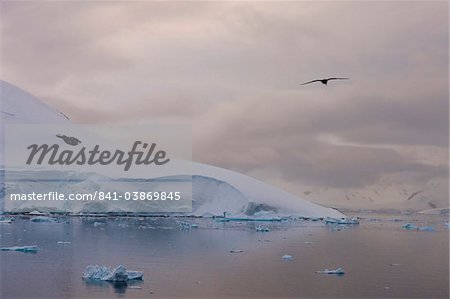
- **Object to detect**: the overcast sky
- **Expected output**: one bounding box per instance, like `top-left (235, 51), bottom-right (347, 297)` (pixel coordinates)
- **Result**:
top-left (1, 1), bottom-right (448, 199)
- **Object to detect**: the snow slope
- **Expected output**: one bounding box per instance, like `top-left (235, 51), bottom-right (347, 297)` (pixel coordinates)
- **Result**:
top-left (0, 81), bottom-right (69, 124)
top-left (295, 177), bottom-right (448, 214)
top-left (0, 80), bottom-right (343, 217)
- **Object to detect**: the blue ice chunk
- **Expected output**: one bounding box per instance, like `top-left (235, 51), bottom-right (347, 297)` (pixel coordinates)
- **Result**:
top-left (325, 217), bottom-right (359, 225)
top-left (0, 217), bottom-right (12, 224)
top-left (316, 267), bottom-right (345, 275)
top-left (82, 265), bottom-right (143, 282)
top-left (177, 221), bottom-right (198, 229)
top-left (418, 226), bottom-right (435, 232)
top-left (0, 245), bottom-right (39, 252)
top-left (402, 223), bottom-right (418, 230)
top-left (30, 216), bottom-right (58, 223)
top-left (282, 255), bottom-right (294, 261)
top-left (256, 225), bottom-right (270, 232)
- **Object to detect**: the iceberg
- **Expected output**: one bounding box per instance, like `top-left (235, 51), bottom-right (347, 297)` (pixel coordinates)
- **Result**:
top-left (402, 223), bottom-right (435, 231)
top-left (177, 221), bottom-right (198, 229)
top-left (57, 241), bottom-right (71, 245)
top-left (82, 265), bottom-right (143, 282)
top-left (402, 223), bottom-right (418, 230)
top-left (281, 254), bottom-right (294, 261)
top-left (325, 217), bottom-right (360, 225)
top-left (0, 245), bottom-right (39, 252)
top-left (418, 226), bottom-right (435, 232)
top-left (256, 225), bottom-right (270, 232)
top-left (316, 267), bottom-right (345, 275)
top-left (30, 216), bottom-right (58, 223)
top-left (1, 80), bottom-right (345, 219)
top-left (0, 217), bottom-right (12, 224)
top-left (28, 210), bottom-right (47, 216)
top-left (217, 216), bottom-right (283, 222)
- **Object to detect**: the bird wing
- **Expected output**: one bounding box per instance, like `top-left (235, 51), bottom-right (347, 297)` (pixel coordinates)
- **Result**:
top-left (300, 79), bottom-right (321, 85)
top-left (327, 77), bottom-right (349, 81)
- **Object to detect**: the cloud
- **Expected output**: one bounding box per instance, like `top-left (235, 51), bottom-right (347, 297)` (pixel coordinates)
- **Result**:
top-left (1, 1), bottom-right (448, 196)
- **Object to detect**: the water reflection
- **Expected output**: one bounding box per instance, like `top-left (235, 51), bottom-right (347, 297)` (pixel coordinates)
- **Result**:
top-left (0, 215), bottom-right (448, 298)
top-left (83, 279), bottom-right (143, 295)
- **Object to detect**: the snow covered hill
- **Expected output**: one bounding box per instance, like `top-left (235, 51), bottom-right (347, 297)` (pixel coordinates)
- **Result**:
top-left (0, 80), bottom-right (343, 218)
top-left (0, 81), bottom-right (69, 124)
top-left (293, 177), bottom-right (448, 214)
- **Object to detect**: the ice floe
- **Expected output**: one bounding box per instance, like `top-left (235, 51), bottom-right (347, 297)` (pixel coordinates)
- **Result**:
top-left (256, 225), bottom-right (270, 232)
top-left (402, 223), bottom-right (435, 231)
top-left (82, 265), bottom-right (143, 282)
top-left (325, 217), bottom-right (360, 225)
top-left (177, 221), bottom-right (198, 229)
top-left (0, 245), bottom-right (39, 252)
top-left (30, 216), bottom-right (58, 223)
top-left (281, 255), bottom-right (294, 261)
top-left (316, 267), bottom-right (345, 275)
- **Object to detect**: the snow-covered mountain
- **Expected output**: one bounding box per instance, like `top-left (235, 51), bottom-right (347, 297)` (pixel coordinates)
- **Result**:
top-left (0, 80), bottom-right (343, 218)
top-left (295, 178), bottom-right (448, 214)
top-left (0, 81), bottom-right (69, 124)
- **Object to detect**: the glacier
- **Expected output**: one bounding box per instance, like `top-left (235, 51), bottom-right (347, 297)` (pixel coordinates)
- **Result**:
top-left (0, 80), bottom-right (344, 218)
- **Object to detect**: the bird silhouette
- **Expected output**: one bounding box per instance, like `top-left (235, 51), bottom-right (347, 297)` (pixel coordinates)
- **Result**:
top-left (301, 77), bottom-right (349, 86)
top-left (56, 134), bottom-right (81, 146)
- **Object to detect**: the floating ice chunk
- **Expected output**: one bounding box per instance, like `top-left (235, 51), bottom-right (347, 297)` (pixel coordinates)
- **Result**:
top-left (444, 222), bottom-right (450, 229)
top-left (325, 217), bottom-right (359, 225)
top-left (229, 249), bottom-right (244, 253)
top-left (93, 222), bottom-right (105, 227)
top-left (82, 265), bottom-right (143, 282)
top-left (402, 223), bottom-right (435, 231)
top-left (28, 210), bottom-right (47, 216)
top-left (256, 225), bottom-right (270, 232)
top-left (177, 221), bottom-right (198, 229)
top-left (82, 265), bottom-right (110, 280)
top-left (126, 270), bottom-right (144, 280)
top-left (0, 245), bottom-right (39, 252)
top-left (281, 255), bottom-right (294, 261)
top-left (418, 226), bottom-right (435, 232)
top-left (316, 267), bottom-right (345, 275)
top-left (0, 218), bottom-right (12, 224)
top-left (30, 216), bottom-right (58, 223)
top-left (304, 241), bottom-right (313, 244)
top-left (57, 241), bottom-right (71, 245)
top-left (217, 217), bottom-right (283, 222)
top-left (402, 223), bottom-right (418, 230)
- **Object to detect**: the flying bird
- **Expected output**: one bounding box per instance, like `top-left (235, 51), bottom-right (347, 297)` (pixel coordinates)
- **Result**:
top-left (301, 77), bottom-right (349, 86)
top-left (56, 134), bottom-right (81, 146)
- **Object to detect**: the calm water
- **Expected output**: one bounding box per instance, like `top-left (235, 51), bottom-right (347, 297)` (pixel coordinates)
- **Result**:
top-left (1, 214), bottom-right (448, 298)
